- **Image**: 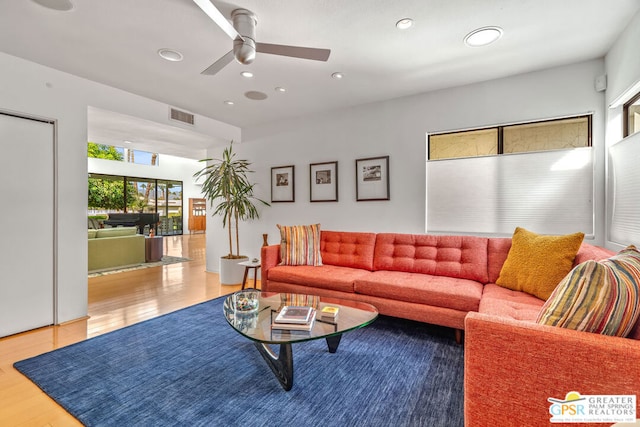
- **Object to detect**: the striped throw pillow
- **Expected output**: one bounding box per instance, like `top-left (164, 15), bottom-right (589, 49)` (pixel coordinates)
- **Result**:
top-left (536, 245), bottom-right (640, 337)
top-left (277, 224), bottom-right (323, 266)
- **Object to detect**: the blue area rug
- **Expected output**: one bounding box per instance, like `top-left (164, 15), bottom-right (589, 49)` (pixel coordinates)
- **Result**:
top-left (15, 297), bottom-right (464, 426)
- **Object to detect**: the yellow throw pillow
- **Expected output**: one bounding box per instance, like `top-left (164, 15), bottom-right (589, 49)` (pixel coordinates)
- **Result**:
top-left (496, 227), bottom-right (585, 300)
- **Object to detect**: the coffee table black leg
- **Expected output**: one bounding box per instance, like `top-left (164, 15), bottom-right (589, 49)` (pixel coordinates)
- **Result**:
top-left (254, 342), bottom-right (294, 391)
top-left (326, 334), bottom-right (342, 353)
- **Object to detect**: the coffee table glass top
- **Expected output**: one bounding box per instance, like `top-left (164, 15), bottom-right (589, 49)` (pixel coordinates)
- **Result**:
top-left (223, 290), bottom-right (378, 344)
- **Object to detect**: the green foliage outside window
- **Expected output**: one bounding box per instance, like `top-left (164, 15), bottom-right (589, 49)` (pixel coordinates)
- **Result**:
top-left (87, 142), bottom-right (123, 160)
top-left (88, 176), bottom-right (138, 210)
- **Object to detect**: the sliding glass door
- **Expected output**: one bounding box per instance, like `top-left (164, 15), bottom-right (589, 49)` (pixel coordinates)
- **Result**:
top-left (157, 180), bottom-right (183, 235)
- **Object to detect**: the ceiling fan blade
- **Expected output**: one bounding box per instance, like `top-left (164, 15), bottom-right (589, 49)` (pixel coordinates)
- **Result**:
top-left (256, 43), bottom-right (331, 62)
top-left (201, 50), bottom-right (235, 75)
top-left (193, 0), bottom-right (243, 41)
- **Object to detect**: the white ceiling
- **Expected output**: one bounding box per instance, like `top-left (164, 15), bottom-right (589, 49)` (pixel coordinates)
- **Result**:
top-left (1, 0), bottom-right (639, 158)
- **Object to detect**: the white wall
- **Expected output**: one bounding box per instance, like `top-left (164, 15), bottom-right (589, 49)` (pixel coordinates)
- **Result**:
top-left (605, 10), bottom-right (640, 250)
top-left (0, 51), bottom-right (239, 323)
top-left (204, 60), bottom-right (608, 270)
top-left (88, 155), bottom-right (204, 232)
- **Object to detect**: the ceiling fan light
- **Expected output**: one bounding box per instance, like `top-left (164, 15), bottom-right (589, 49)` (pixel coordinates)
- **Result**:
top-left (158, 48), bottom-right (183, 62)
top-left (464, 26), bottom-right (503, 47)
top-left (234, 38), bottom-right (256, 64)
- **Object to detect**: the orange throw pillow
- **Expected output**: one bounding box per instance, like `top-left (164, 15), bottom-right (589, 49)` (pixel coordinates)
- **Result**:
top-left (496, 227), bottom-right (584, 300)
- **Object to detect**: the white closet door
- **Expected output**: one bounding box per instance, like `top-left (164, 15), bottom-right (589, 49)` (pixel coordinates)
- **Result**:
top-left (0, 113), bottom-right (55, 337)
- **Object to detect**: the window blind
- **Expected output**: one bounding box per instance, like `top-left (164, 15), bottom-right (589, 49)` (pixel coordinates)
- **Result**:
top-left (426, 147), bottom-right (593, 236)
top-left (609, 132), bottom-right (640, 245)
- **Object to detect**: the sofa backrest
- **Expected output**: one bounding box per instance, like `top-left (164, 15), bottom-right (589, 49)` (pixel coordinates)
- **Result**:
top-left (373, 233), bottom-right (490, 283)
top-left (95, 226), bottom-right (138, 238)
top-left (487, 238), bottom-right (512, 284)
top-left (320, 230), bottom-right (377, 271)
top-left (486, 239), bottom-right (616, 284)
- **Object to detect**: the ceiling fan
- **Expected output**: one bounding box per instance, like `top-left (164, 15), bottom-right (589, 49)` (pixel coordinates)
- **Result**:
top-left (193, 0), bottom-right (331, 75)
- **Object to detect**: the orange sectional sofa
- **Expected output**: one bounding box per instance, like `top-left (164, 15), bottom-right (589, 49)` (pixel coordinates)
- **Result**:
top-left (261, 230), bottom-right (640, 425)
top-left (261, 230), bottom-right (618, 337)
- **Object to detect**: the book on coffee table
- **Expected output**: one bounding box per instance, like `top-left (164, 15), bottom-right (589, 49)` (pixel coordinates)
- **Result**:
top-left (271, 309), bottom-right (317, 332)
top-left (320, 306), bottom-right (339, 320)
top-left (274, 306), bottom-right (314, 324)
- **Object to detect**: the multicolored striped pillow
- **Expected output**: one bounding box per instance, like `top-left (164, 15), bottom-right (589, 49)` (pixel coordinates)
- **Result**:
top-left (536, 245), bottom-right (640, 337)
top-left (277, 224), bottom-right (323, 266)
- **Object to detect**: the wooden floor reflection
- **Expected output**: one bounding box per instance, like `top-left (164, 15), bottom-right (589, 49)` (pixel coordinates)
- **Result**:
top-left (0, 233), bottom-right (246, 426)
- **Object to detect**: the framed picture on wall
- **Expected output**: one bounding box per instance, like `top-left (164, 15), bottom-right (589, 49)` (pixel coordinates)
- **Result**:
top-left (310, 161), bottom-right (338, 202)
top-left (271, 165), bottom-right (295, 202)
top-left (355, 156), bottom-right (389, 201)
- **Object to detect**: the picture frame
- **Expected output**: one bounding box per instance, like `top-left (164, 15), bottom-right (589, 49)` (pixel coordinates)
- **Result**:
top-left (271, 165), bottom-right (295, 203)
top-left (310, 161), bottom-right (338, 202)
top-left (355, 156), bottom-right (390, 201)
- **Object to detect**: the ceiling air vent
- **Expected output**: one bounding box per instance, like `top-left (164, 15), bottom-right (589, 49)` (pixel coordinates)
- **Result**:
top-left (169, 108), bottom-right (195, 125)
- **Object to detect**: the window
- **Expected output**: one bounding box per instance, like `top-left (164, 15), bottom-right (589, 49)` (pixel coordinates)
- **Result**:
top-left (426, 115), bottom-right (593, 236)
top-left (88, 142), bottom-right (159, 166)
top-left (623, 91), bottom-right (640, 138)
top-left (429, 128), bottom-right (497, 160)
top-left (609, 131), bottom-right (640, 246)
top-left (428, 115), bottom-right (591, 160)
top-left (88, 174), bottom-right (183, 235)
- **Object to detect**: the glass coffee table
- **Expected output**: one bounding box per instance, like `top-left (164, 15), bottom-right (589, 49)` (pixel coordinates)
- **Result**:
top-left (223, 290), bottom-right (378, 391)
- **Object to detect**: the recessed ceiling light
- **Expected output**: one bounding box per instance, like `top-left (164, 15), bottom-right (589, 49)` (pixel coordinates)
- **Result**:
top-left (223, 100), bottom-right (234, 105)
top-left (240, 71), bottom-right (254, 78)
top-left (31, 0), bottom-right (74, 11)
top-left (396, 18), bottom-right (413, 30)
top-left (331, 72), bottom-right (344, 79)
top-left (275, 87), bottom-right (286, 92)
top-left (123, 140), bottom-right (132, 144)
top-left (464, 26), bottom-right (503, 47)
top-left (158, 48), bottom-right (183, 62)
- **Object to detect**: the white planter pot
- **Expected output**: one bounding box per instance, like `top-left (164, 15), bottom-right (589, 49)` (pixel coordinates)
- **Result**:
top-left (219, 256), bottom-right (249, 285)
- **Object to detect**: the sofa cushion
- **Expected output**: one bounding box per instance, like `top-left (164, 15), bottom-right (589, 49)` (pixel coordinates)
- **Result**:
top-left (479, 283), bottom-right (545, 322)
top-left (95, 226), bottom-right (137, 238)
top-left (88, 229), bottom-right (98, 239)
top-left (496, 227), bottom-right (584, 300)
top-left (537, 245), bottom-right (640, 337)
top-left (320, 231), bottom-right (376, 270)
top-left (277, 224), bottom-right (322, 266)
top-left (373, 233), bottom-right (489, 283)
top-left (267, 265), bottom-right (371, 293)
top-left (354, 271), bottom-right (483, 312)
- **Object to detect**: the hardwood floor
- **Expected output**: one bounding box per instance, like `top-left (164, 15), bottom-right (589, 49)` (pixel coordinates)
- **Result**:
top-left (0, 233), bottom-right (247, 427)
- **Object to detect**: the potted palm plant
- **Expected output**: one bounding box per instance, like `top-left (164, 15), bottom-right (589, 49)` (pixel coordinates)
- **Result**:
top-left (194, 141), bottom-right (269, 284)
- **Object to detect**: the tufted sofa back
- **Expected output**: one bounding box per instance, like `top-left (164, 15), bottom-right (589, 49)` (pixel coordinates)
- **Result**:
top-left (320, 231), bottom-right (377, 271)
top-left (373, 233), bottom-right (490, 283)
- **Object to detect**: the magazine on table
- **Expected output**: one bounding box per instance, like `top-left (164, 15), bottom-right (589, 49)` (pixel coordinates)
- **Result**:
top-left (274, 306), bottom-right (314, 324)
top-left (271, 309), bottom-right (317, 332)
